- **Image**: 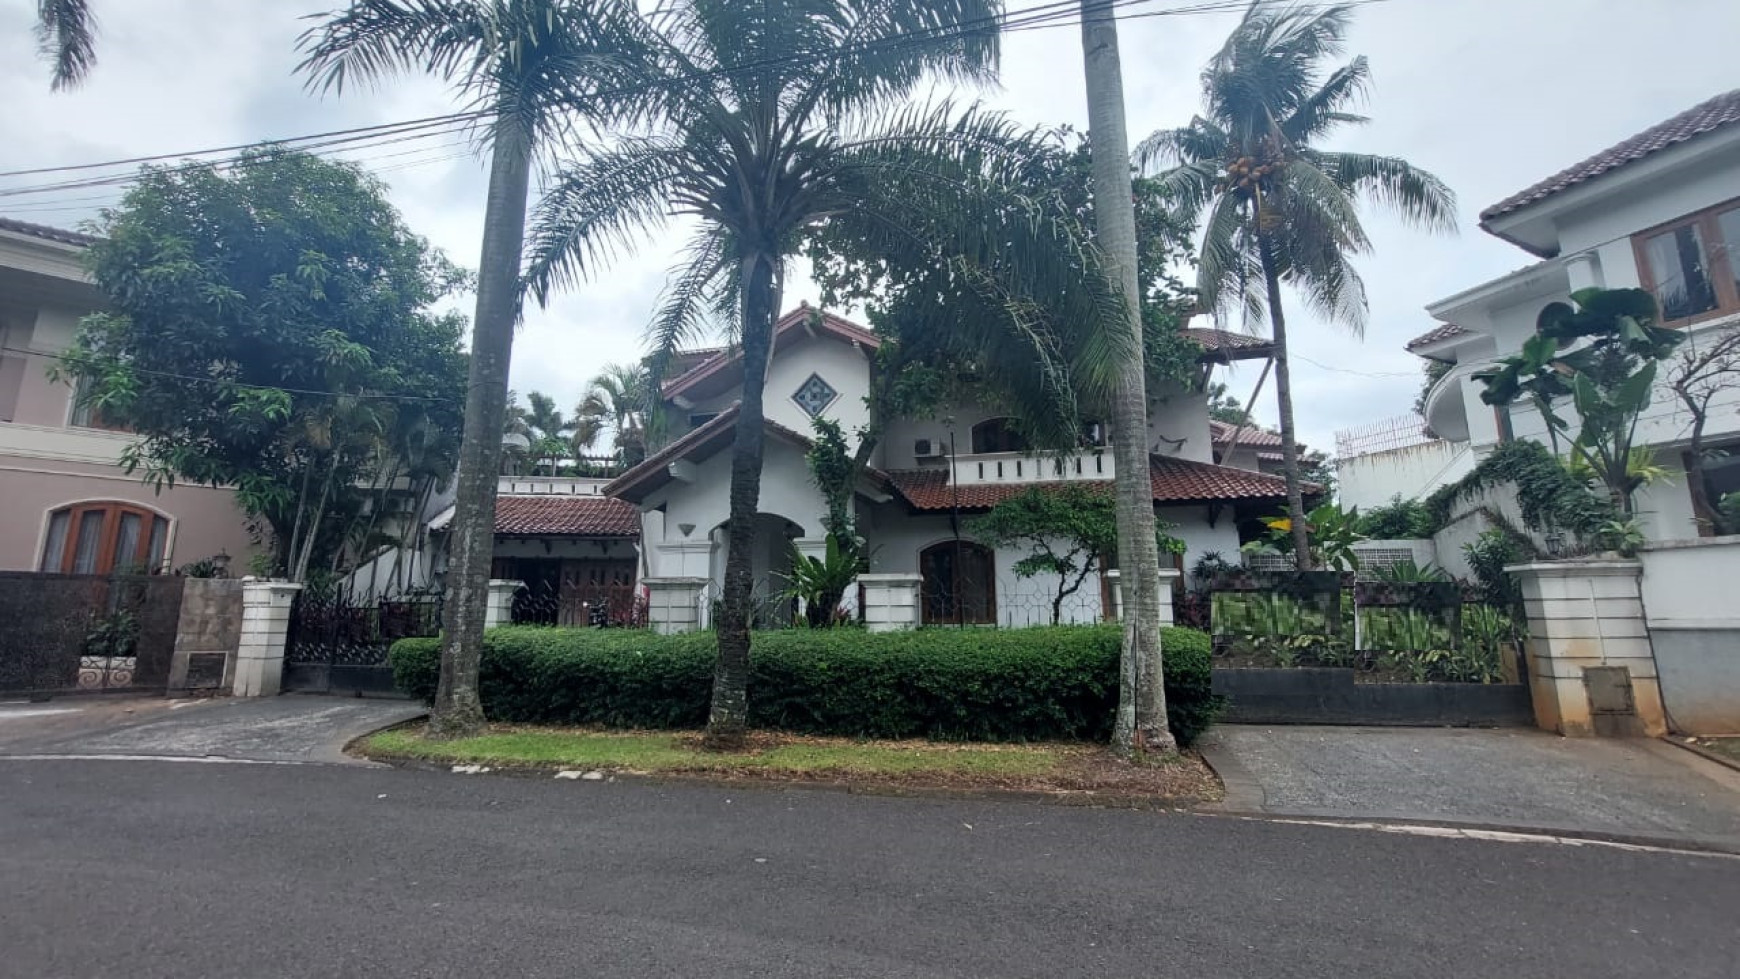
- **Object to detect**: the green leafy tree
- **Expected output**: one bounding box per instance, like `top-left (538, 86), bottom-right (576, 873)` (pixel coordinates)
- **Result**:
top-left (58, 148), bottom-right (468, 582)
top-left (518, 391), bottom-right (579, 475)
top-left (524, 1), bottom-right (1128, 748)
top-left (1475, 287), bottom-right (1685, 516)
top-left (1205, 381), bottom-right (1250, 425)
top-left (298, 0), bottom-right (639, 738)
top-left (1138, 0), bottom-right (1456, 568)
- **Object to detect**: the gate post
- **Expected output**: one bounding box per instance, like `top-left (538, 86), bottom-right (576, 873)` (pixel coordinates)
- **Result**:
top-left (643, 577), bottom-right (709, 635)
top-left (857, 573), bottom-right (923, 633)
top-left (234, 579), bottom-right (302, 698)
top-left (484, 580), bottom-right (523, 629)
top-left (1508, 559), bottom-right (1664, 737)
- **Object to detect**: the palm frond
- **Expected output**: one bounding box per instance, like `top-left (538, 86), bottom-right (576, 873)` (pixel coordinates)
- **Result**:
top-left (36, 0), bottom-right (97, 90)
top-left (522, 139), bottom-right (689, 304)
top-left (1281, 55), bottom-right (1370, 143)
top-left (1195, 191), bottom-right (1265, 329)
top-left (645, 226), bottom-right (737, 379)
top-left (1319, 150), bottom-right (1459, 234)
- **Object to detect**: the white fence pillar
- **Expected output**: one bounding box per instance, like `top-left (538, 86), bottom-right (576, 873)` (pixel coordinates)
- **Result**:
top-left (857, 573), bottom-right (923, 633)
top-left (1156, 568), bottom-right (1181, 626)
top-left (1508, 560), bottom-right (1664, 737)
top-left (1103, 570), bottom-right (1124, 622)
top-left (644, 577), bottom-right (709, 635)
top-left (234, 579), bottom-right (301, 698)
top-left (484, 580), bottom-right (523, 629)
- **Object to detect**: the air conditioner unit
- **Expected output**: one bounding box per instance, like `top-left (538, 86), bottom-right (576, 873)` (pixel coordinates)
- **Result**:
top-left (914, 438), bottom-right (944, 459)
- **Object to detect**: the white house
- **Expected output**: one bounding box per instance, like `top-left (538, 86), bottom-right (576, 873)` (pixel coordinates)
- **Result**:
top-left (1414, 87), bottom-right (1740, 542)
top-left (604, 305), bottom-right (1300, 628)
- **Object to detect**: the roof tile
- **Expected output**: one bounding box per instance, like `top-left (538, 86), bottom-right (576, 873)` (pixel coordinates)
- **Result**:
top-left (883, 455), bottom-right (1303, 511)
top-left (1482, 88), bottom-right (1740, 220)
top-left (1405, 323), bottom-right (1470, 351)
top-left (493, 495), bottom-right (642, 537)
top-left (0, 216), bottom-right (97, 247)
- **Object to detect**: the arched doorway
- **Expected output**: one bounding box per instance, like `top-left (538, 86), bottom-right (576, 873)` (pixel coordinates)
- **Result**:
top-left (920, 540), bottom-right (996, 625)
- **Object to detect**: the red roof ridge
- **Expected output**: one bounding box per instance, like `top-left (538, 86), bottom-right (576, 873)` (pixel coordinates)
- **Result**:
top-left (661, 307), bottom-right (878, 399)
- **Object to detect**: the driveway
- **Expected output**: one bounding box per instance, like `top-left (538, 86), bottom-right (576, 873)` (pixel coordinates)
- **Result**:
top-left (0, 695), bottom-right (423, 764)
top-left (1199, 725), bottom-right (1740, 850)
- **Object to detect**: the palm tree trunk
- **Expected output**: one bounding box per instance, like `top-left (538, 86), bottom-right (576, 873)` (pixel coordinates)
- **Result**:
top-left (430, 113), bottom-right (533, 739)
top-left (1080, 0), bottom-right (1175, 755)
top-left (707, 248), bottom-right (779, 750)
top-left (1257, 232), bottom-right (1313, 569)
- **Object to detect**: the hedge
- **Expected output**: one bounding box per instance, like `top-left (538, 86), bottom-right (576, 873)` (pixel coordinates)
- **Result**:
top-left (390, 625), bottom-right (1222, 746)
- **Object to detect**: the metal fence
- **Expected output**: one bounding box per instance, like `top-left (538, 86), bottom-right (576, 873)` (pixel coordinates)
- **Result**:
top-left (284, 584), bottom-right (442, 695)
top-left (0, 571), bottom-right (184, 696)
top-left (511, 580), bottom-right (647, 628)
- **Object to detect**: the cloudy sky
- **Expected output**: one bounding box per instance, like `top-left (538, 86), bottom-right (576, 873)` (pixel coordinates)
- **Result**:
top-left (3, 0), bottom-right (1737, 456)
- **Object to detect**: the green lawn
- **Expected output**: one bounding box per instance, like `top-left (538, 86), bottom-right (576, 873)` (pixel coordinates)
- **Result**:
top-left (365, 726), bottom-right (1065, 778)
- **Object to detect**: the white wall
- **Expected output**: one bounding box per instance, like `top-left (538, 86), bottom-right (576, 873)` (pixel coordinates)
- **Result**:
top-left (685, 332), bottom-right (874, 452)
top-left (1149, 378), bottom-right (1215, 462)
top-left (878, 397), bottom-right (1007, 471)
top-left (1338, 440), bottom-right (1474, 512)
top-left (1638, 535), bottom-right (1740, 734)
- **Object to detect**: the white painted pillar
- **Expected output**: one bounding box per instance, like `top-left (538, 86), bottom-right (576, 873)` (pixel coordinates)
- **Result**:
top-left (1104, 569), bottom-right (1124, 622)
top-left (484, 580), bottom-right (523, 629)
top-left (644, 577), bottom-right (710, 635)
top-left (1508, 560), bottom-right (1664, 737)
top-left (1156, 568), bottom-right (1182, 627)
top-left (233, 579), bottom-right (301, 698)
top-left (857, 573), bottom-right (923, 633)
top-left (1565, 251), bottom-right (1604, 292)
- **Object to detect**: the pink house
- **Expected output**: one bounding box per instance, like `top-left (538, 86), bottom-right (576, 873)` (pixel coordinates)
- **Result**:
top-left (0, 217), bottom-right (255, 575)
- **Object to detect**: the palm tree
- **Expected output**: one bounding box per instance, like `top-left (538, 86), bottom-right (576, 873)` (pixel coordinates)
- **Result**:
top-left (1137, 0), bottom-right (1455, 567)
top-left (1079, 0), bottom-right (1173, 754)
top-left (526, 0), bottom-right (1129, 747)
top-left (35, 0), bottom-right (97, 90)
top-left (520, 390), bottom-right (578, 474)
top-left (298, 0), bottom-right (640, 737)
top-left (575, 363), bottom-right (652, 466)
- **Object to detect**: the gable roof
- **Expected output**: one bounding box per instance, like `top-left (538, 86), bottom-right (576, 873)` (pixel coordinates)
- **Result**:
top-left (491, 495), bottom-right (642, 537)
top-left (1481, 88), bottom-right (1740, 223)
top-left (1404, 322), bottom-right (1472, 359)
top-left (1208, 420), bottom-right (1284, 461)
top-left (661, 305), bottom-right (878, 400)
top-left (0, 216), bottom-right (98, 248)
top-left (882, 454), bottom-right (1306, 512)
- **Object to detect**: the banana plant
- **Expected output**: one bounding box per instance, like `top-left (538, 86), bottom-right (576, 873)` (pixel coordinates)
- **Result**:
top-left (1475, 288), bottom-right (1684, 515)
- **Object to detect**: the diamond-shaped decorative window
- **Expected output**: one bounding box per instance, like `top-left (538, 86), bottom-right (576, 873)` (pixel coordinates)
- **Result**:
top-left (792, 373), bottom-right (838, 417)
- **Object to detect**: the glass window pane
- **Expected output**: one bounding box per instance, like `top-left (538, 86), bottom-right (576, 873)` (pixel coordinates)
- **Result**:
top-left (39, 511), bottom-right (70, 572)
top-left (1643, 224), bottom-right (1717, 320)
top-left (114, 512), bottom-right (142, 573)
top-left (1719, 208), bottom-right (1740, 301)
top-left (71, 509), bottom-right (107, 575)
top-left (147, 517), bottom-right (169, 573)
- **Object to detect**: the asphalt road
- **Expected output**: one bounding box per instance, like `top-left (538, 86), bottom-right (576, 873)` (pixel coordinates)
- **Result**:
top-left (2, 759), bottom-right (1736, 979)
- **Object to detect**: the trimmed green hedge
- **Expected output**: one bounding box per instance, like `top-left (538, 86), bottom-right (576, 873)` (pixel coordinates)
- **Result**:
top-left (390, 625), bottom-right (1221, 746)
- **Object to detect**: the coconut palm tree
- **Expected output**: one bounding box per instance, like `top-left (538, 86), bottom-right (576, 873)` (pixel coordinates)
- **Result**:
top-left (576, 362), bottom-right (653, 466)
top-left (1137, 0), bottom-right (1455, 567)
top-left (519, 390), bottom-right (580, 474)
top-left (525, 0), bottom-right (1129, 747)
top-left (35, 0), bottom-right (97, 89)
top-left (297, 0), bottom-right (641, 737)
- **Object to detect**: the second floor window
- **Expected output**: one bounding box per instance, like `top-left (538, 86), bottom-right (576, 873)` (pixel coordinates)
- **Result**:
top-left (1634, 199), bottom-right (1740, 324)
top-left (970, 417), bottom-right (1028, 454)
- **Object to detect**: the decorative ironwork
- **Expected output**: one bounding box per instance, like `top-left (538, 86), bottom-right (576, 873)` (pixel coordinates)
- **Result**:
top-left (0, 571), bottom-right (182, 696)
top-left (285, 586), bottom-right (442, 668)
top-left (792, 372), bottom-right (838, 417)
top-left (511, 579), bottom-right (647, 629)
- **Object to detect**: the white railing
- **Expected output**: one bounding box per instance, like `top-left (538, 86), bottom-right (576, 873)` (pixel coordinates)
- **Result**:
top-left (497, 475), bottom-right (612, 496)
top-left (951, 449), bottom-right (1114, 486)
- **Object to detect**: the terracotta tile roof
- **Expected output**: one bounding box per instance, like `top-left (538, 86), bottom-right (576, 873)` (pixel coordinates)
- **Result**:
top-left (1482, 88), bottom-right (1740, 221)
top-left (0, 216), bottom-right (97, 247)
top-left (1405, 323), bottom-right (1470, 351)
top-left (883, 455), bottom-right (1302, 511)
top-left (661, 305), bottom-right (879, 398)
top-left (603, 404), bottom-right (848, 503)
top-left (492, 495), bottom-right (642, 537)
top-left (1184, 327), bottom-right (1277, 363)
top-left (1209, 419), bottom-right (1283, 448)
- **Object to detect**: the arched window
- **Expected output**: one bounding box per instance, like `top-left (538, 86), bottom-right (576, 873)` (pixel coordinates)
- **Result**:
top-left (920, 540), bottom-right (996, 625)
top-left (39, 502), bottom-right (170, 576)
top-left (970, 417), bottom-right (1028, 454)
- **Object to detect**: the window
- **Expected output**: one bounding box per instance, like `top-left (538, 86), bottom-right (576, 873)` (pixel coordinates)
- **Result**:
top-left (1634, 199), bottom-right (1740, 325)
top-left (68, 375), bottom-right (129, 432)
top-left (791, 373), bottom-right (838, 417)
top-left (39, 502), bottom-right (170, 575)
top-left (970, 417), bottom-right (1028, 454)
top-left (920, 541), bottom-right (996, 625)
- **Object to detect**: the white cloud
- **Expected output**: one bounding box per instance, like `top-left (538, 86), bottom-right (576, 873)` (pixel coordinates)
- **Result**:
top-left (4, 0), bottom-right (1738, 455)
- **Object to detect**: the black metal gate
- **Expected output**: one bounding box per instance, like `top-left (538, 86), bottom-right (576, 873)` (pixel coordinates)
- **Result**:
top-left (0, 571), bottom-right (184, 697)
top-left (283, 586), bottom-right (441, 696)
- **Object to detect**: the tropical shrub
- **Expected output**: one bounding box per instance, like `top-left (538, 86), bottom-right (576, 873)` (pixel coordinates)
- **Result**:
top-left (389, 625), bottom-right (1223, 746)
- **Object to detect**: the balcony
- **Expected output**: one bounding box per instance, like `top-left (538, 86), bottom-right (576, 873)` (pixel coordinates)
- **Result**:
top-left (950, 448), bottom-right (1115, 486)
top-left (1421, 361), bottom-right (1491, 444)
top-left (497, 475), bottom-right (613, 496)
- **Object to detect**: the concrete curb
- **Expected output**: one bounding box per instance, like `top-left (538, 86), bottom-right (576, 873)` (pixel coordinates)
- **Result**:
top-left (1191, 732), bottom-right (1740, 857)
top-left (1664, 736), bottom-right (1740, 775)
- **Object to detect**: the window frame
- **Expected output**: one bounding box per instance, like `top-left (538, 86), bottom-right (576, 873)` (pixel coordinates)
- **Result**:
top-left (1631, 196), bottom-right (1740, 327)
top-left (38, 502), bottom-right (172, 576)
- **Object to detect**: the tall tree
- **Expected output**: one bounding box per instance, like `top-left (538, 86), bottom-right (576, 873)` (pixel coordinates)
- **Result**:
top-left (520, 390), bottom-right (578, 474)
top-left (527, 0), bottom-right (1128, 748)
top-left (35, 0), bottom-right (97, 90)
top-left (576, 362), bottom-right (653, 465)
top-left (58, 148), bottom-right (468, 580)
top-left (1138, 0), bottom-right (1455, 567)
top-left (1079, 0), bottom-right (1175, 752)
top-left (298, 0), bottom-right (638, 738)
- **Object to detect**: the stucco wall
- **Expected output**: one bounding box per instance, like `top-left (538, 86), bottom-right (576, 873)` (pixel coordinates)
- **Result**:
top-left (1638, 537), bottom-right (1740, 734)
top-left (1148, 379), bottom-right (1215, 463)
top-left (0, 455), bottom-right (256, 573)
top-left (1338, 440), bottom-right (1474, 511)
top-left (685, 332), bottom-right (874, 454)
